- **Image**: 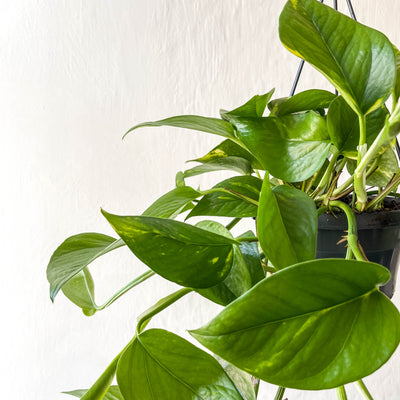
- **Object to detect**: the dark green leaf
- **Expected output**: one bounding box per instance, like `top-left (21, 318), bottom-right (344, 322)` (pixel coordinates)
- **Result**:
top-left (192, 139), bottom-right (262, 170)
top-left (61, 268), bottom-right (97, 316)
top-left (187, 176), bottom-right (262, 219)
top-left (101, 211), bottom-right (237, 288)
top-left (183, 157), bottom-right (252, 177)
top-left (221, 90), bottom-right (275, 119)
top-left (257, 181), bottom-right (317, 270)
top-left (268, 89), bottom-right (336, 116)
top-left (237, 231), bottom-right (264, 287)
top-left (190, 259), bottom-right (400, 390)
top-left (327, 96), bottom-right (388, 157)
top-left (64, 386), bottom-right (123, 400)
top-left (117, 329), bottom-right (244, 400)
top-left (195, 221), bottom-right (252, 306)
top-left (124, 115), bottom-right (235, 139)
top-left (228, 112), bottom-right (330, 181)
top-left (279, 0), bottom-right (396, 115)
top-left (47, 234), bottom-right (124, 301)
top-left (142, 186), bottom-right (201, 219)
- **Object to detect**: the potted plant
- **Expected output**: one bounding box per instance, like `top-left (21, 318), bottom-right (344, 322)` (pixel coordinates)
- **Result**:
top-left (47, 0), bottom-right (400, 399)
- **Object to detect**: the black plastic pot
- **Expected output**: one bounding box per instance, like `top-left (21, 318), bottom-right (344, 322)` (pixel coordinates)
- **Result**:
top-left (317, 200), bottom-right (400, 298)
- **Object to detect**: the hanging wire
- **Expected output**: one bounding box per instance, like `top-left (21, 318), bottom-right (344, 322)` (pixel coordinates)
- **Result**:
top-left (345, 0), bottom-right (357, 21)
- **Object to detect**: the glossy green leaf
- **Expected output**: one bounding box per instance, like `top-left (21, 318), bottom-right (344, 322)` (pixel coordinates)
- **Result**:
top-left (47, 234), bottom-right (125, 301)
top-left (268, 89), bottom-right (335, 116)
top-left (195, 221), bottom-right (252, 306)
top-left (228, 112), bottom-right (330, 181)
top-left (116, 329), bottom-right (244, 400)
top-left (347, 147), bottom-right (399, 187)
top-left (124, 115), bottom-right (235, 139)
top-left (190, 259), bottom-right (400, 390)
top-left (393, 46), bottom-right (400, 102)
top-left (64, 386), bottom-right (123, 400)
top-left (221, 90), bottom-right (275, 119)
top-left (279, 0), bottom-right (396, 115)
top-left (101, 211), bottom-right (237, 288)
top-left (237, 231), bottom-right (264, 287)
top-left (187, 176), bottom-right (262, 219)
top-left (192, 139), bottom-right (262, 170)
top-left (327, 96), bottom-right (388, 157)
top-left (257, 181), bottom-right (317, 270)
top-left (142, 186), bottom-right (201, 219)
top-left (61, 268), bottom-right (97, 316)
top-left (183, 157), bottom-right (252, 177)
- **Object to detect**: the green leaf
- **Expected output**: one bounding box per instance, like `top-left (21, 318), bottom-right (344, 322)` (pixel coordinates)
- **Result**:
top-left (187, 176), bottom-right (262, 219)
top-left (190, 259), bottom-right (400, 390)
top-left (64, 386), bottom-right (123, 400)
top-left (279, 0), bottom-right (396, 115)
top-left (228, 112), bottom-right (330, 182)
top-left (183, 157), bottom-right (252, 178)
top-left (195, 221), bottom-right (253, 306)
top-left (192, 139), bottom-right (262, 170)
top-left (116, 329), bottom-right (244, 400)
top-left (257, 181), bottom-right (317, 270)
top-left (61, 268), bottom-right (97, 316)
top-left (393, 46), bottom-right (400, 102)
top-left (268, 89), bottom-right (336, 116)
top-left (142, 186), bottom-right (201, 219)
top-left (237, 231), bottom-right (264, 287)
top-left (221, 90), bottom-right (275, 119)
top-left (124, 115), bottom-right (235, 139)
top-left (327, 96), bottom-right (388, 157)
top-left (101, 211), bottom-right (237, 288)
top-left (47, 234), bottom-right (125, 301)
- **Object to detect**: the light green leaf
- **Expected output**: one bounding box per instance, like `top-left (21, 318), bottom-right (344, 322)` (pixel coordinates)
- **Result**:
top-left (64, 386), bottom-right (123, 400)
top-left (124, 115), bottom-right (235, 139)
top-left (61, 268), bottom-right (97, 316)
top-left (191, 139), bottom-right (262, 170)
top-left (195, 221), bottom-right (253, 306)
top-left (47, 234), bottom-right (125, 301)
top-left (187, 176), bottom-right (262, 219)
top-left (221, 90), bottom-right (275, 119)
top-left (142, 186), bottom-right (201, 219)
top-left (190, 259), bottom-right (400, 390)
top-left (268, 89), bottom-right (336, 116)
top-left (101, 211), bottom-right (237, 288)
top-left (228, 112), bottom-right (330, 182)
top-left (327, 96), bottom-right (388, 157)
top-left (393, 46), bottom-right (400, 102)
top-left (117, 329), bottom-right (244, 400)
top-left (279, 0), bottom-right (396, 115)
top-left (183, 157), bottom-right (252, 177)
top-left (257, 181), bottom-right (317, 270)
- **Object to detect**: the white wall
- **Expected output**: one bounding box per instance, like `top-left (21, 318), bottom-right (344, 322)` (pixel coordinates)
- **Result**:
top-left (2, 1), bottom-right (400, 399)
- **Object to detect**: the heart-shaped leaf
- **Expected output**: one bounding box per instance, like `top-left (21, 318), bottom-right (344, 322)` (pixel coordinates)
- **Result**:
top-left (187, 176), bottom-right (262, 219)
top-left (228, 112), bottom-right (330, 182)
top-left (327, 96), bottom-right (388, 157)
top-left (47, 233), bottom-right (125, 301)
top-left (190, 259), bottom-right (400, 390)
top-left (102, 211), bottom-right (238, 288)
top-left (183, 156), bottom-right (252, 177)
top-left (117, 329), bottom-right (245, 400)
top-left (142, 186), bottom-right (201, 219)
top-left (268, 89), bottom-right (335, 116)
top-left (194, 221), bottom-right (253, 305)
top-left (64, 386), bottom-right (123, 400)
top-left (124, 115), bottom-right (235, 139)
top-left (257, 181), bottom-right (317, 270)
top-left (221, 90), bottom-right (275, 119)
top-left (279, 0), bottom-right (396, 115)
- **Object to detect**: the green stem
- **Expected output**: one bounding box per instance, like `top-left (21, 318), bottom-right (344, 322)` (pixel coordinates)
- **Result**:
top-left (329, 201), bottom-right (365, 261)
top-left (136, 287), bottom-right (193, 334)
top-left (365, 169), bottom-right (400, 211)
top-left (311, 148), bottom-right (340, 198)
top-left (356, 380), bottom-right (375, 400)
top-left (273, 386), bottom-right (286, 400)
top-left (336, 386), bottom-right (348, 400)
top-left (354, 114), bottom-right (367, 210)
top-left (236, 236), bottom-right (258, 243)
top-left (225, 217), bottom-right (241, 230)
top-left (97, 270), bottom-right (155, 310)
